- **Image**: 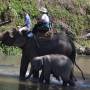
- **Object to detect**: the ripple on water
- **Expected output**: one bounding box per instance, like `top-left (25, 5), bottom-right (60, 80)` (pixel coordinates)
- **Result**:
top-left (75, 79), bottom-right (90, 88)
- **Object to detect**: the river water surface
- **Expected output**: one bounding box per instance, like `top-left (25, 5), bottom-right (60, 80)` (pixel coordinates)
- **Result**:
top-left (0, 54), bottom-right (90, 90)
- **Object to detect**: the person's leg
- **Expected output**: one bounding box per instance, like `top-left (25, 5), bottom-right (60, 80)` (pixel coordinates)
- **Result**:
top-left (19, 27), bottom-right (27, 32)
top-left (27, 32), bottom-right (33, 37)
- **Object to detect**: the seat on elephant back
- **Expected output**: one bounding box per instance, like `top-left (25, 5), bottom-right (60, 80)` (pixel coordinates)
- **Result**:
top-left (33, 31), bottom-right (64, 55)
top-left (34, 28), bottom-right (58, 40)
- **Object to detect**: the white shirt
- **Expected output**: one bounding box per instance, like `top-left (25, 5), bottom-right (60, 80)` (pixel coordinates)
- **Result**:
top-left (41, 14), bottom-right (50, 23)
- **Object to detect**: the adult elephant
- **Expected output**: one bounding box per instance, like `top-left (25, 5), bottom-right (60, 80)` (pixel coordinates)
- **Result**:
top-left (0, 28), bottom-right (76, 80)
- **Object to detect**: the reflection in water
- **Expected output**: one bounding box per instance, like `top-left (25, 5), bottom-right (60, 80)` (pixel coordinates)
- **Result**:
top-left (18, 82), bottom-right (49, 90)
top-left (0, 77), bottom-right (90, 90)
top-left (18, 83), bottom-right (32, 90)
top-left (18, 83), bottom-right (49, 90)
top-left (0, 55), bottom-right (90, 90)
top-left (18, 82), bottom-right (90, 90)
top-left (0, 81), bottom-right (18, 90)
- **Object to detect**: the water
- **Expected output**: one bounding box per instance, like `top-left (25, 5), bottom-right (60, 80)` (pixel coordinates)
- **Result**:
top-left (0, 54), bottom-right (90, 90)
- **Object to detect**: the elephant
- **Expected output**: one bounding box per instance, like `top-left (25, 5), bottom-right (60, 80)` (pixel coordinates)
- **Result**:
top-left (0, 28), bottom-right (76, 80)
top-left (26, 54), bottom-right (75, 86)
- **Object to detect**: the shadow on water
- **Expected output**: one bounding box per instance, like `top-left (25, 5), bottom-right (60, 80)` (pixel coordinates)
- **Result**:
top-left (16, 79), bottom-right (90, 90)
top-left (0, 54), bottom-right (90, 90)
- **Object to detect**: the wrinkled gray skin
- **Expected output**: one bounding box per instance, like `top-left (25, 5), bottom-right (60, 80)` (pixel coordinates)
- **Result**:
top-left (27, 54), bottom-right (75, 86)
top-left (0, 29), bottom-right (76, 81)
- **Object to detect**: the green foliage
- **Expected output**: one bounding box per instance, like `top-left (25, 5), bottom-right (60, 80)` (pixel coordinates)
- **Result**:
top-left (0, 0), bottom-right (89, 33)
top-left (48, 6), bottom-right (88, 35)
top-left (74, 0), bottom-right (86, 6)
top-left (0, 0), bottom-right (90, 55)
top-left (0, 1), bottom-right (6, 13)
top-left (48, 5), bottom-right (70, 19)
top-left (76, 38), bottom-right (90, 47)
top-left (67, 15), bottom-right (86, 35)
top-left (0, 44), bottom-right (21, 55)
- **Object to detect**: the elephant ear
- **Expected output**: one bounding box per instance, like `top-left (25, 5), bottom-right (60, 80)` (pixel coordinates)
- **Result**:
top-left (9, 28), bottom-right (24, 38)
top-left (9, 28), bottom-right (18, 38)
top-left (10, 28), bottom-right (27, 47)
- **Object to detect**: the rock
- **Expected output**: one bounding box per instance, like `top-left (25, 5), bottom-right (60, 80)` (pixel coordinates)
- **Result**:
top-left (84, 47), bottom-right (90, 55)
top-left (76, 47), bottom-right (85, 55)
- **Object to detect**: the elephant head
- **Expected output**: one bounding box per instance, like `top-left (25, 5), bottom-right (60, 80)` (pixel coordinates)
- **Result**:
top-left (0, 28), bottom-right (26, 47)
top-left (26, 56), bottom-right (43, 79)
top-left (31, 56), bottom-right (43, 72)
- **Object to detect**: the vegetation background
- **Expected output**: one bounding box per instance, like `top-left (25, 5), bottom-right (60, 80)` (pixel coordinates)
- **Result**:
top-left (0, 0), bottom-right (90, 55)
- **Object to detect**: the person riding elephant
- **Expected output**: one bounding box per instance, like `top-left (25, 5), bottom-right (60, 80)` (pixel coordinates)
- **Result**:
top-left (18, 9), bottom-right (32, 37)
top-left (26, 54), bottom-right (75, 86)
top-left (32, 7), bottom-right (51, 35)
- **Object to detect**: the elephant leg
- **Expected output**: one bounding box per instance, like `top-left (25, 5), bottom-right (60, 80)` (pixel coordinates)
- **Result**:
top-left (33, 70), bottom-right (39, 79)
top-left (19, 56), bottom-right (30, 81)
top-left (68, 71), bottom-right (75, 86)
top-left (44, 74), bottom-right (50, 84)
top-left (39, 70), bottom-right (45, 83)
top-left (63, 80), bottom-right (68, 86)
top-left (39, 71), bottom-right (44, 83)
top-left (44, 71), bottom-right (50, 84)
top-left (40, 69), bottom-right (50, 84)
top-left (62, 76), bottom-right (69, 86)
top-left (61, 71), bottom-right (75, 86)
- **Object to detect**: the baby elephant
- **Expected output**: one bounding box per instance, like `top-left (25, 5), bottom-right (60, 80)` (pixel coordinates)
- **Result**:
top-left (27, 54), bottom-right (75, 86)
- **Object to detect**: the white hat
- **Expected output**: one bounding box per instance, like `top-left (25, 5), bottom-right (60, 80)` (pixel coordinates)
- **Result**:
top-left (39, 7), bottom-right (48, 13)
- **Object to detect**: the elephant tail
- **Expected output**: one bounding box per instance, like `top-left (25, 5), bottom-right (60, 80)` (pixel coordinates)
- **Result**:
top-left (74, 61), bottom-right (85, 80)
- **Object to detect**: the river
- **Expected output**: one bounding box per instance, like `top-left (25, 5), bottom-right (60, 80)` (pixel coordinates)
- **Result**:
top-left (0, 54), bottom-right (90, 90)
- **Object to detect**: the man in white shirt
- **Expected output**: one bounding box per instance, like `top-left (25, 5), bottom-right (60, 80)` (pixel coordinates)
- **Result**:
top-left (32, 7), bottom-right (51, 34)
top-left (39, 7), bottom-right (50, 31)
top-left (40, 8), bottom-right (50, 23)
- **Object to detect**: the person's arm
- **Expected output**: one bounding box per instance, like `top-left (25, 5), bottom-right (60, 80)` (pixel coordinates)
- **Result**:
top-left (24, 14), bottom-right (31, 27)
